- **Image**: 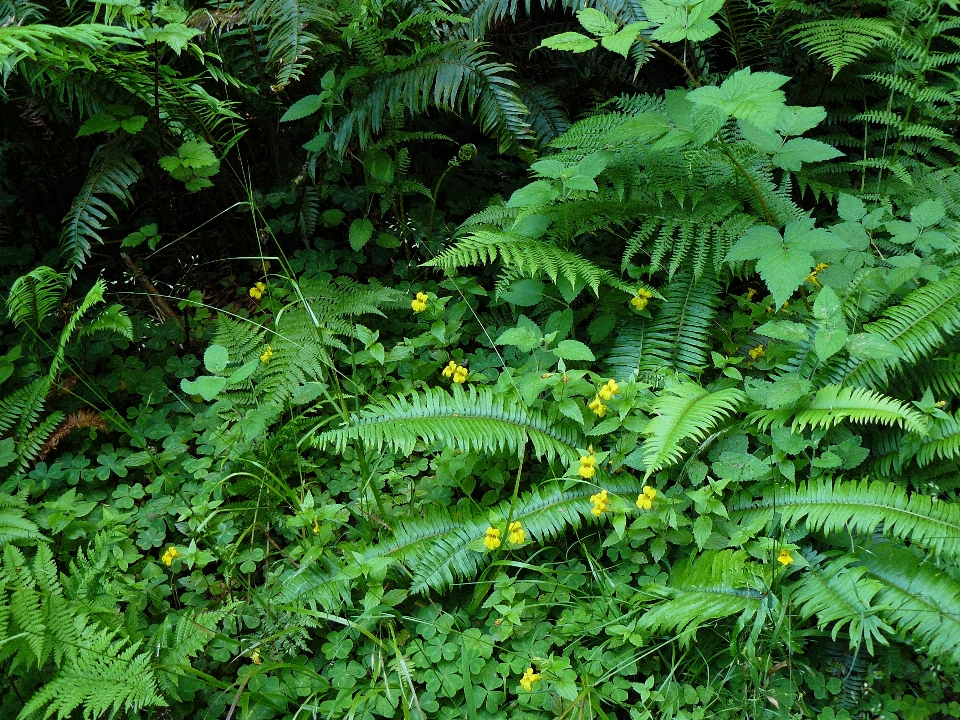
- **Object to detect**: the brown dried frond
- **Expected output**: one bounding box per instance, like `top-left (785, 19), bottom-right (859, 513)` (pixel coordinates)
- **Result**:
top-left (37, 410), bottom-right (109, 461)
top-left (187, 6), bottom-right (247, 33)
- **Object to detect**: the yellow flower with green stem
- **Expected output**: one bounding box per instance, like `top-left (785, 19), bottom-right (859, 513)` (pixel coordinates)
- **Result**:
top-left (777, 549), bottom-right (794, 566)
top-left (636, 485), bottom-right (657, 510)
top-left (588, 395), bottom-right (607, 417)
top-left (507, 521), bottom-right (525, 544)
top-left (249, 281), bottom-right (266, 300)
top-left (598, 378), bottom-right (620, 401)
top-left (519, 667), bottom-right (542, 691)
top-left (483, 527), bottom-right (501, 550)
top-left (411, 291), bottom-right (429, 313)
top-left (578, 450), bottom-right (597, 479)
top-left (631, 287), bottom-right (653, 311)
top-left (161, 546), bottom-right (180, 566)
top-left (590, 488), bottom-right (609, 516)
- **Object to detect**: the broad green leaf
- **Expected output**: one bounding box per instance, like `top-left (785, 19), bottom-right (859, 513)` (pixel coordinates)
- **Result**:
top-left (77, 113), bottom-right (121, 136)
top-left (120, 115), bottom-right (147, 133)
top-left (755, 321), bottom-right (809, 343)
top-left (227, 359), bottom-right (260, 384)
top-left (364, 149), bottom-right (395, 184)
top-left (0, 437), bottom-right (15, 467)
top-left (687, 68), bottom-right (790, 132)
top-left (601, 23), bottom-right (647, 56)
top-left (537, 32), bottom-right (598, 53)
top-left (322, 208), bottom-right (345, 226)
top-left (320, 69), bottom-right (336, 90)
top-left (530, 159), bottom-right (566, 179)
top-left (813, 285), bottom-right (847, 360)
top-left (204, 344), bottom-right (229, 373)
top-left (603, 112), bottom-right (671, 144)
top-left (738, 120), bottom-right (783, 154)
top-left (772, 137), bottom-right (843, 171)
top-left (846, 332), bottom-right (901, 360)
top-left (181, 375), bottom-right (227, 401)
top-left (281, 94), bottom-right (326, 122)
top-left (775, 105), bottom-right (826, 136)
top-left (577, 8), bottom-right (618, 35)
top-left (500, 278), bottom-right (545, 306)
top-left (349, 219), bottom-right (375, 251)
top-left (837, 193), bottom-right (867, 222)
top-left (574, 151), bottom-right (611, 179)
top-left (644, 0), bottom-right (723, 41)
top-left (496, 325), bottom-right (543, 352)
top-left (142, 23), bottom-right (200, 54)
top-left (552, 339), bottom-right (595, 361)
top-left (506, 180), bottom-right (560, 208)
top-left (562, 175), bottom-right (599, 191)
top-left (693, 515), bottom-right (712, 549)
top-left (911, 198), bottom-right (945, 228)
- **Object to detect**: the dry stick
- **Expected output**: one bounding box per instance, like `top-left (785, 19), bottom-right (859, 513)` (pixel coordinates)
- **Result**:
top-left (120, 252), bottom-right (182, 327)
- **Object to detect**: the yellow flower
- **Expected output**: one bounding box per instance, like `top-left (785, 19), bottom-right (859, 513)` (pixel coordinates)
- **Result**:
top-left (161, 546), bottom-right (180, 566)
top-left (746, 287), bottom-right (757, 299)
top-left (636, 485), bottom-right (657, 510)
top-left (507, 521), bottom-right (525, 544)
top-left (588, 395), bottom-right (607, 417)
top-left (260, 345), bottom-right (274, 363)
top-left (483, 527), bottom-right (501, 550)
top-left (442, 361), bottom-right (458, 378)
top-left (777, 549), bottom-right (794, 566)
top-left (312, 518), bottom-right (320, 534)
top-left (598, 378), bottom-right (620, 401)
top-left (631, 287), bottom-right (653, 310)
top-left (590, 488), bottom-right (609, 517)
top-left (251, 649), bottom-right (263, 665)
top-left (748, 344), bottom-right (765, 360)
top-left (453, 365), bottom-right (468, 384)
top-left (411, 291), bottom-right (429, 313)
top-left (578, 453), bottom-right (597, 479)
top-left (249, 281), bottom-right (266, 300)
top-left (519, 667), bottom-right (542, 692)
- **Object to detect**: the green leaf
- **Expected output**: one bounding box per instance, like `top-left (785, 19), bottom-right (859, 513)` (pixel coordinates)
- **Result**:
top-left (181, 375), bottom-right (228, 401)
top-left (184, 177), bottom-right (213, 191)
top-left (846, 333), bottom-right (900, 360)
top-left (601, 23), bottom-right (647, 56)
top-left (77, 114), bottom-right (121, 136)
top-left (204, 344), bottom-right (229, 373)
top-left (142, 22), bottom-right (200, 54)
top-left (738, 120), bottom-right (783, 154)
top-left (537, 32), bottom-right (598, 53)
top-left (687, 68), bottom-right (790, 132)
top-left (573, 151), bottom-right (611, 180)
top-left (0, 437), bottom-right (15, 468)
top-left (911, 199), bottom-right (945, 228)
top-left (227, 359), bottom-right (260, 384)
top-left (531, 159), bottom-right (566, 179)
top-left (320, 69), bottom-right (336, 90)
top-left (813, 286), bottom-right (847, 361)
top-left (775, 105), bottom-right (826, 136)
top-left (506, 180), bottom-right (560, 208)
top-left (755, 320), bottom-right (809, 343)
top-left (693, 515), bottom-right (713, 549)
top-left (552, 340), bottom-right (595, 361)
top-left (281, 93), bottom-right (327, 122)
top-left (496, 317), bottom-right (544, 352)
top-left (120, 115), bottom-right (147, 134)
top-left (773, 138), bottom-right (843, 171)
top-left (349, 219), bottom-right (375, 251)
top-left (577, 8), bottom-right (618, 36)
top-left (643, 0), bottom-right (723, 42)
top-left (364, 149), bottom-right (395, 184)
top-left (837, 193), bottom-right (866, 222)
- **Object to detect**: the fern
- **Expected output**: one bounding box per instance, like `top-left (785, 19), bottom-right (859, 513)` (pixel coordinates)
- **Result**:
top-left (636, 550), bottom-right (766, 635)
top-left (639, 381), bottom-right (746, 476)
top-left (311, 385), bottom-right (583, 463)
top-left (5, 266), bottom-right (65, 331)
top-left (749, 384), bottom-right (927, 434)
top-left (60, 143), bottom-right (141, 280)
top-left (426, 230), bottom-right (635, 295)
top-left (787, 18), bottom-right (898, 78)
top-left (789, 551), bottom-right (892, 654)
top-left (916, 411), bottom-right (960, 466)
top-left (0, 493), bottom-right (42, 544)
top-left (857, 541), bottom-right (960, 666)
top-left (731, 478), bottom-right (960, 560)
top-left (606, 271), bottom-right (722, 380)
top-left (246, 0), bottom-right (336, 90)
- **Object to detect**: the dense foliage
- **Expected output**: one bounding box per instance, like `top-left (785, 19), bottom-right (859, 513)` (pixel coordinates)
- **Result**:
top-left (3, 0), bottom-right (960, 716)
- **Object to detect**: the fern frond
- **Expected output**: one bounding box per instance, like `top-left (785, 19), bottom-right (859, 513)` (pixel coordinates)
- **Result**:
top-left (6, 266), bottom-right (66, 331)
top-left (749, 385), bottom-right (927, 433)
top-left (311, 385), bottom-right (583, 463)
top-left (640, 382), bottom-right (746, 476)
top-left (789, 551), bottom-right (891, 654)
top-left (518, 84), bottom-right (570, 147)
top-left (425, 230), bottom-right (634, 294)
top-left (606, 272), bottom-right (721, 380)
top-left (788, 18), bottom-right (898, 77)
top-left (246, 0), bottom-right (336, 89)
top-left (858, 542), bottom-right (960, 666)
top-left (0, 493), bottom-right (42, 545)
top-left (731, 478), bottom-right (960, 560)
top-left (60, 143), bottom-right (141, 280)
top-left (916, 411), bottom-right (960, 467)
top-left (637, 550), bottom-right (766, 634)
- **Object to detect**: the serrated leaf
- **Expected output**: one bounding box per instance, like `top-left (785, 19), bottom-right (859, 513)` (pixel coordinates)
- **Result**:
top-left (910, 199), bottom-right (945, 228)
top-left (846, 333), bottom-right (900, 360)
top-left (506, 180), bottom-right (560, 208)
top-left (687, 68), bottom-right (790, 132)
top-left (775, 105), bottom-right (826, 136)
top-left (773, 137), bottom-right (844, 171)
top-left (813, 286), bottom-right (847, 361)
top-left (755, 321), bottom-right (809, 343)
top-left (280, 94), bottom-right (326, 122)
top-left (77, 114), bottom-right (121, 136)
top-left (552, 339), bottom-right (595, 361)
top-left (530, 159), bottom-right (566, 179)
top-left (349, 219), bottom-right (375, 251)
top-left (538, 32), bottom-right (598, 53)
top-left (577, 8), bottom-right (618, 35)
top-left (120, 115), bottom-right (148, 134)
top-left (601, 23), bottom-right (647, 56)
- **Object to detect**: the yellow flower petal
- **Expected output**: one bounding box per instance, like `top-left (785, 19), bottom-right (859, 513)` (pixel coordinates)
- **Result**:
top-left (777, 550), bottom-right (794, 566)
